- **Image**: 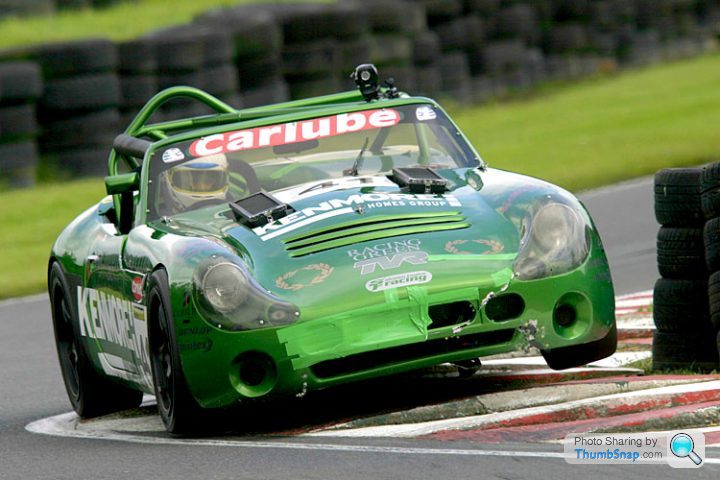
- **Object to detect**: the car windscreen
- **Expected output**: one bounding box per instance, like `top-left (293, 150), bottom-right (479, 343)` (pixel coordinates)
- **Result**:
top-left (147, 104), bottom-right (479, 220)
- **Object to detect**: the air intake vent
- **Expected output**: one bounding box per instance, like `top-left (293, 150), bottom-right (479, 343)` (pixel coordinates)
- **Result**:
top-left (311, 329), bottom-right (516, 379)
top-left (284, 212), bottom-right (469, 257)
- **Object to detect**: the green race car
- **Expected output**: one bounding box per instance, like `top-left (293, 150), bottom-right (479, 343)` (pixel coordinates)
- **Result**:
top-left (48, 65), bottom-right (616, 434)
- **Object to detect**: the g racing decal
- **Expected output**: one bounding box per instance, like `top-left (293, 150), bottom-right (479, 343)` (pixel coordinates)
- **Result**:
top-left (77, 287), bottom-right (152, 389)
top-left (254, 193), bottom-right (462, 241)
top-left (366, 271), bottom-right (433, 292)
top-left (276, 263), bottom-right (334, 291)
top-left (349, 240), bottom-right (429, 275)
top-left (190, 109), bottom-right (400, 157)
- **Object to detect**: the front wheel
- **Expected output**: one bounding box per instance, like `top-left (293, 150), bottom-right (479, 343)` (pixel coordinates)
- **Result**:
top-left (49, 262), bottom-right (142, 417)
top-left (147, 269), bottom-right (207, 434)
top-left (541, 323), bottom-right (617, 370)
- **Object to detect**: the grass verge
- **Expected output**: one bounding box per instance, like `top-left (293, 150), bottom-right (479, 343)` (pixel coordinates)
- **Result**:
top-left (1, 53), bottom-right (720, 299)
top-left (0, 0), bottom-right (315, 49)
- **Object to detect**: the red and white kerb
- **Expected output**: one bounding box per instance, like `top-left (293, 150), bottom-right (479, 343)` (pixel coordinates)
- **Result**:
top-left (189, 109), bottom-right (400, 157)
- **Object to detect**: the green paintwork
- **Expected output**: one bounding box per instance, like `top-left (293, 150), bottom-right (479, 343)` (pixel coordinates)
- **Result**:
top-left (50, 84), bottom-right (615, 411)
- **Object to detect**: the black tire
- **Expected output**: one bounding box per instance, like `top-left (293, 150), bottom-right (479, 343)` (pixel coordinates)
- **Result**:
top-left (236, 54), bottom-right (282, 89)
top-left (195, 7), bottom-right (282, 59)
top-left (158, 71), bottom-right (204, 91)
top-left (652, 330), bottom-right (719, 372)
top-left (369, 35), bottom-right (413, 67)
top-left (412, 32), bottom-right (442, 66)
top-left (381, 65), bottom-right (417, 93)
top-left (708, 271), bottom-right (720, 331)
top-left (48, 262), bottom-right (142, 418)
top-left (117, 39), bottom-right (157, 74)
top-left (413, 64), bottom-right (442, 97)
top-left (120, 75), bottom-right (158, 109)
top-left (39, 73), bottom-right (121, 114)
top-left (363, 0), bottom-right (426, 34)
top-left (147, 269), bottom-right (206, 434)
top-left (422, 0), bottom-right (464, 25)
top-left (654, 167), bottom-right (703, 226)
top-left (39, 109), bottom-right (120, 152)
top-left (35, 39), bottom-right (117, 79)
top-left (240, 79), bottom-right (289, 108)
top-left (492, 4), bottom-right (540, 45)
top-left (439, 52), bottom-right (471, 90)
top-left (202, 64), bottom-right (238, 97)
top-left (656, 226), bottom-right (706, 278)
top-left (0, 104), bottom-right (38, 141)
top-left (282, 42), bottom-right (339, 77)
top-left (434, 16), bottom-right (485, 53)
top-left (701, 162), bottom-right (720, 220)
top-left (0, 0), bottom-right (54, 17)
top-left (705, 218), bottom-right (720, 272)
top-left (546, 23), bottom-right (590, 53)
top-left (337, 36), bottom-right (373, 71)
top-left (653, 278), bottom-right (711, 332)
top-left (266, 4), bottom-right (336, 43)
top-left (0, 61), bottom-right (43, 104)
top-left (45, 145), bottom-right (110, 177)
top-left (0, 140), bottom-right (38, 188)
top-left (474, 39), bottom-right (526, 76)
top-left (541, 323), bottom-right (617, 370)
top-left (466, 0), bottom-right (501, 18)
top-left (148, 34), bottom-right (204, 73)
top-left (287, 75), bottom-right (342, 100)
top-left (152, 25), bottom-right (234, 67)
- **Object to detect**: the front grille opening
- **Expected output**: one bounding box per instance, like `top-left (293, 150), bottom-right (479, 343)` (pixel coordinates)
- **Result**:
top-left (428, 301), bottom-right (476, 329)
top-left (311, 329), bottom-right (515, 379)
top-left (485, 293), bottom-right (525, 322)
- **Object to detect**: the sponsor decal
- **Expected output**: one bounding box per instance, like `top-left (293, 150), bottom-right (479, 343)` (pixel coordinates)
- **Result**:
top-left (189, 109), bottom-right (400, 157)
top-left (275, 263), bottom-right (334, 291)
top-left (444, 239), bottom-right (504, 255)
top-left (77, 287), bottom-right (152, 389)
top-left (162, 147), bottom-right (185, 163)
top-left (179, 338), bottom-right (213, 353)
top-left (254, 193), bottom-right (462, 241)
top-left (416, 106), bottom-right (437, 121)
top-left (347, 239), bottom-right (422, 261)
top-left (353, 250), bottom-right (429, 275)
top-left (365, 271), bottom-right (433, 292)
top-left (131, 276), bottom-right (144, 302)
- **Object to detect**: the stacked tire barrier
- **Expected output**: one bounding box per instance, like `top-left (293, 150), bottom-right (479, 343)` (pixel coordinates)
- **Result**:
top-left (0, 61), bottom-right (43, 187)
top-left (35, 40), bottom-right (121, 177)
top-left (0, 0), bottom-right (719, 187)
top-left (653, 167), bottom-right (719, 371)
top-left (702, 163), bottom-right (720, 370)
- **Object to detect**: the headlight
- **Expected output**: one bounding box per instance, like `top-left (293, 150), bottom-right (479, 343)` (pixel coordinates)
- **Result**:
top-left (513, 201), bottom-right (590, 280)
top-left (194, 257), bottom-right (300, 331)
top-left (200, 263), bottom-right (249, 312)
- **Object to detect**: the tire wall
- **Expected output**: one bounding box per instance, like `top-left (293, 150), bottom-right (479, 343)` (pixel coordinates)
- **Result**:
top-left (1, 0), bottom-right (720, 186)
top-left (653, 165), bottom-right (720, 371)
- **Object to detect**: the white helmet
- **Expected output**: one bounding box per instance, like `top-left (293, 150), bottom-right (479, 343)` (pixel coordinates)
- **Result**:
top-left (165, 154), bottom-right (229, 210)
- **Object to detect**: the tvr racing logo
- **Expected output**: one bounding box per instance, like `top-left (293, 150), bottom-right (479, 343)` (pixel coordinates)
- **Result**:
top-left (348, 239), bottom-right (429, 275)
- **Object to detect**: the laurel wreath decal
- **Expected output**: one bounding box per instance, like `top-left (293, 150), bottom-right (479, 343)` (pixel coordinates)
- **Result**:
top-left (275, 263), bottom-right (334, 291)
top-left (444, 239), bottom-right (504, 255)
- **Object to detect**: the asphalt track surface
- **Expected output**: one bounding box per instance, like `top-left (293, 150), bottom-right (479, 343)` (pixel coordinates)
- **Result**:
top-left (4, 176), bottom-right (717, 480)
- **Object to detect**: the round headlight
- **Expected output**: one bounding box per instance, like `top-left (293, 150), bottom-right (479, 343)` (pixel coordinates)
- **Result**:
top-left (201, 262), bottom-right (249, 313)
top-left (530, 203), bottom-right (581, 253)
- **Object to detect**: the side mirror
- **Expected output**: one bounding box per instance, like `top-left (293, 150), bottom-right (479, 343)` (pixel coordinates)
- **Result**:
top-left (105, 172), bottom-right (140, 234)
top-left (105, 172), bottom-right (139, 195)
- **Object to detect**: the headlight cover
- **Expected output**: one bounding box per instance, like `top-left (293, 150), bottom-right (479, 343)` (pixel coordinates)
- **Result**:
top-left (513, 199), bottom-right (591, 281)
top-left (194, 257), bottom-right (300, 331)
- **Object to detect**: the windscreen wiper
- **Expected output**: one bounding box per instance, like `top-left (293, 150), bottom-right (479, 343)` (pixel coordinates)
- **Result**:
top-left (343, 137), bottom-right (369, 177)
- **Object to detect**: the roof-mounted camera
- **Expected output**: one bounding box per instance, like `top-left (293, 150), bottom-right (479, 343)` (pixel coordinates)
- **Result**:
top-left (351, 64), bottom-right (401, 102)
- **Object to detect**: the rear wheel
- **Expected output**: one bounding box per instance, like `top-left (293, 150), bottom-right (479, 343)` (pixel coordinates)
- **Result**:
top-left (49, 262), bottom-right (142, 417)
top-left (148, 269), bottom-right (207, 434)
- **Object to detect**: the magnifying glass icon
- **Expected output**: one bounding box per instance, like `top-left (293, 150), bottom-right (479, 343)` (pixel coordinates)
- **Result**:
top-left (670, 433), bottom-right (703, 465)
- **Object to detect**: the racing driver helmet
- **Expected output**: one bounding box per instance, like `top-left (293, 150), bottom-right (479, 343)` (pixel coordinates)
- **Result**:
top-left (165, 153), bottom-right (230, 210)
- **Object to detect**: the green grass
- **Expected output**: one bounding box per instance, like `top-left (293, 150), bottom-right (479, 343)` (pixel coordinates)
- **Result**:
top-left (2, 53), bottom-right (720, 299)
top-left (453, 52), bottom-right (720, 191)
top-left (0, 0), bottom-right (311, 49)
top-left (0, 179), bottom-right (105, 299)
